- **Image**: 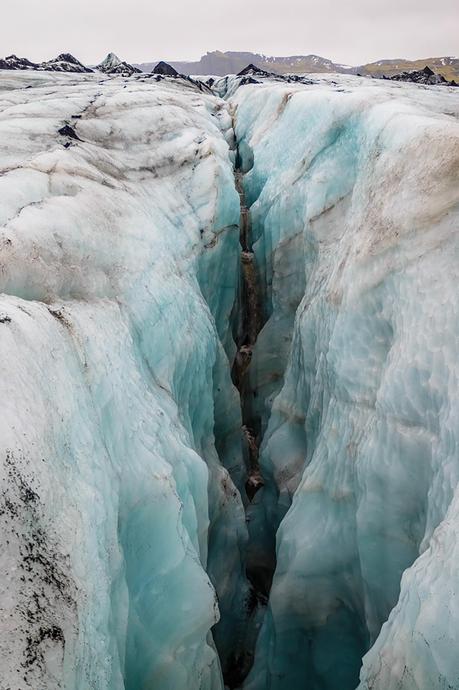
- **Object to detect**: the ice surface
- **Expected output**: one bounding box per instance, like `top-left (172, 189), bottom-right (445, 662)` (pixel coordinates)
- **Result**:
top-left (229, 77), bottom-right (459, 690)
top-left (0, 70), bottom-right (247, 689)
top-left (1, 67), bottom-right (459, 690)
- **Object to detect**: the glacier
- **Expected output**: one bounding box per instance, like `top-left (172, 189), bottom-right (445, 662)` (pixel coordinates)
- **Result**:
top-left (0, 67), bottom-right (458, 690)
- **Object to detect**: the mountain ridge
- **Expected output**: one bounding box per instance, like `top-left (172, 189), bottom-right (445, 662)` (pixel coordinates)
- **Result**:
top-left (133, 50), bottom-right (459, 80)
top-left (1, 50), bottom-right (458, 81)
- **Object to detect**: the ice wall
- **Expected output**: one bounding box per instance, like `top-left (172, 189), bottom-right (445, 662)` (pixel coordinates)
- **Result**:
top-left (230, 78), bottom-right (459, 690)
top-left (0, 72), bottom-right (248, 689)
top-left (1, 68), bottom-right (459, 690)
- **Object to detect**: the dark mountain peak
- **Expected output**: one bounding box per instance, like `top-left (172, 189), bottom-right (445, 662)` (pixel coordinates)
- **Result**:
top-left (237, 63), bottom-right (272, 77)
top-left (55, 53), bottom-right (80, 64)
top-left (153, 61), bottom-right (178, 76)
top-left (0, 52), bottom-right (93, 73)
top-left (0, 54), bottom-right (38, 70)
top-left (97, 53), bottom-right (141, 76)
top-left (387, 65), bottom-right (456, 86)
top-left (41, 54), bottom-right (93, 73)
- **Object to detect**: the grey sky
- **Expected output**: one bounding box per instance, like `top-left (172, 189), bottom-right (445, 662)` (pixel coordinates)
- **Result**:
top-left (2, 0), bottom-right (458, 66)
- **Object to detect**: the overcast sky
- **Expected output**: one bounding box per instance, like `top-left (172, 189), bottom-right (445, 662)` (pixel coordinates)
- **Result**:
top-left (2, 0), bottom-right (458, 65)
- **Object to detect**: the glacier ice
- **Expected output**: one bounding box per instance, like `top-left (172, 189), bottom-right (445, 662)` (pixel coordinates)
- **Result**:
top-left (0, 70), bottom-right (250, 690)
top-left (229, 77), bottom-right (459, 690)
top-left (0, 66), bottom-right (458, 690)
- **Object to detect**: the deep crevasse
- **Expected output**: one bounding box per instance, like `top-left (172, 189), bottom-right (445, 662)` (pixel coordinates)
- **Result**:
top-left (0, 68), bottom-right (458, 690)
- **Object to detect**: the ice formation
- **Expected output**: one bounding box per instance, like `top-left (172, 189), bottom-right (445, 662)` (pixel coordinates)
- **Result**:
top-left (0, 70), bottom-right (249, 690)
top-left (230, 78), bottom-right (459, 690)
top-left (0, 67), bottom-right (458, 690)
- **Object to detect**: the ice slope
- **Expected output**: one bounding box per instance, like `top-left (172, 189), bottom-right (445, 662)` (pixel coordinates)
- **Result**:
top-left (229, 77), bottom-right (459, 689)
top-left (0, 70), bottom-right (247, 690)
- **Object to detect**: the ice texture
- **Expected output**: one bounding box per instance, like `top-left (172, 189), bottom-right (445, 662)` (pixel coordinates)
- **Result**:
top-left (230, 77), bottom-right (459, 690)
top-left (0, 71), bottom-right (248, 689)
top-left (1, 67), bottom-right (459, 690)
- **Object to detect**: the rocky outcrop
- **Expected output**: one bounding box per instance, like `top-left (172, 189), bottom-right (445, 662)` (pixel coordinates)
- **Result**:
top-left (96, 53), bottom-right (141, 76)
top-left (237, 63), bottom-right (272, 78)
top-left (0, 53), bottom-right (93, 74)
top-left (385, 65), bottom-right (458, 86)
top-left (152, 61), bottom-right (179, 76)
top-left (39, 53), bottom-right (93, 73)
top-left (239, 76), bottom-right (261, 86)
top-left (0, 54), bottom-right (38, 70)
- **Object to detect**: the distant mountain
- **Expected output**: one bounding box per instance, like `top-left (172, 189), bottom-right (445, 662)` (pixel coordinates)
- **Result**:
top-left (97, 53), bottom-right (141, 76)
top-left (0, 54), bottom-right (38, 70)
top-left (1, 50), bottom-right (458, 82)
top-left (152, 61), bottom-right (179, 76)
top-left (134, 50), bottom-right (352, 76)
top-left (358, 56), bottom-right (459, 82)
top-left (40, 53), bottom-right (93, 73)
top-left (133, 50), bottom-right (459, 81)
top-left (0, 53), bottom-right (93, 73)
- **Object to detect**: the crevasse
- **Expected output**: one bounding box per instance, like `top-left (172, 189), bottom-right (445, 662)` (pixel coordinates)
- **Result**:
top-left (0, 70), bottom-right (458, 690)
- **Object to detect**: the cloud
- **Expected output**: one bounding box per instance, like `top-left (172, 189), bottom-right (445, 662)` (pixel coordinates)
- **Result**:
top-left (2, 0), bottom-right (458, 65)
